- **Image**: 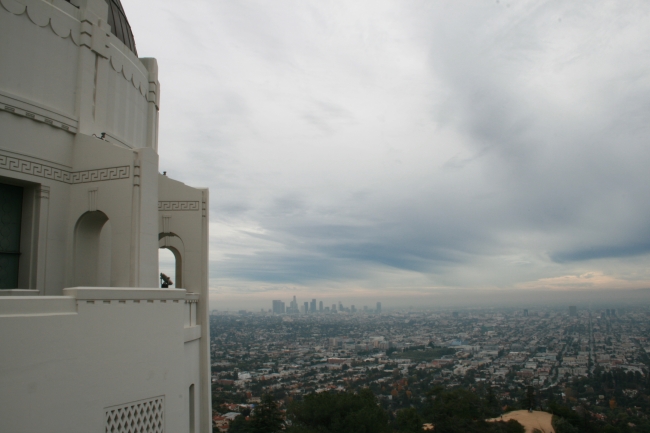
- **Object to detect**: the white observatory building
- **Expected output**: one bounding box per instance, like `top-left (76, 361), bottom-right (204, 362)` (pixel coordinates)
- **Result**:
top-left (0, 0), bottom-right (212, 431)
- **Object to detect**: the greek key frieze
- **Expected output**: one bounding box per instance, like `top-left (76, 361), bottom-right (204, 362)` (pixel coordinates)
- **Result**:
top-left (70, 166), bottom-right (130, 183)
top-left (158, 201), bottom-right (201, 211)
top-left (0, 154), bottom-right (130, 184)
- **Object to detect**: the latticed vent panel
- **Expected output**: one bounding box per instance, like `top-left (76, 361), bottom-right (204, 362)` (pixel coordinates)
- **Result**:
top-left (105, 396), bottom-right (164, 433)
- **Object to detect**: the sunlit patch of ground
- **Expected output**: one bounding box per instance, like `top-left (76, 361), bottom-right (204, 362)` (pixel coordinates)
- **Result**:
top-left (487, 410), bottom-right (554, 433)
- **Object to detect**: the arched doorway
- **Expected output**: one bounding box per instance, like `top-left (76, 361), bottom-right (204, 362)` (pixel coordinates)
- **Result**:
top-left (159, 233), bottom-right (184, 289)
top-left (159, 247), bottom-right (177, 288)
top-left (73, 211), bottom-right (111, 286)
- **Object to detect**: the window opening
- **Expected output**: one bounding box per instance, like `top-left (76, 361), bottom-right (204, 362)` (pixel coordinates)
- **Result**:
top-left (159, 248), bottom-right (175, 288)
top-left (0, 183), bottom-right (23, 289)
top-left (189, 384), bottom-right (195, 433)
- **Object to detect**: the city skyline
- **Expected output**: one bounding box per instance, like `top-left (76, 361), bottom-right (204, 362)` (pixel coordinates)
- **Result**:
top-left (207, 288), bottom-right (650, 313)
top-left (269, 297), bottom-right (381, 314)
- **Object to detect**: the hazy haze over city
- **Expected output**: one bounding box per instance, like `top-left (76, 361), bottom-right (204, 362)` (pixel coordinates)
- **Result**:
top-left (125, 1), bottom-right (650, 310)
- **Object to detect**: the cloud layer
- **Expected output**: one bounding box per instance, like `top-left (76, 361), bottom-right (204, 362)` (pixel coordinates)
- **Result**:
top-left (129, 1), bottom-right (650, 307)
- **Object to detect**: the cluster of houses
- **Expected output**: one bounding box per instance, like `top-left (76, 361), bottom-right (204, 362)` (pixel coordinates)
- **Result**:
top-left (209, 307), bottom-right (650, 430)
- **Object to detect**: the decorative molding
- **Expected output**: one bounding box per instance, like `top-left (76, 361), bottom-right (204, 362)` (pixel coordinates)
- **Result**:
top-left (88, 188), bottom-right (97, 211)
top-left (0, 89), bottom-right (78, 133)
top-left (0, 154), bottom-right (130, 184)
top-left (105, 396), bottom-right (164, 433)
top-left (70, 166), bottom-right (129, 183)
top-left (0, 154), bottom-right (70, 182)
top-left (161, 215), bottom-right (171, 233)
top-left (0, 102), bottom-right (77, 134)
top-left (132, 158), bottom-right (141, 186)
top-left (0, 0), bottom-right (81, 43)
top-left (158, 201), bottom-right (200, 211)
top-left (0, 0), bottom-right (152, 100)
top-left (36, 185), bottom-right (50, 199)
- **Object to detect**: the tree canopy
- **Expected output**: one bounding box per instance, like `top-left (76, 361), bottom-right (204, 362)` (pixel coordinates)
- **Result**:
top-left (286, 389), bottom-right (391, 433)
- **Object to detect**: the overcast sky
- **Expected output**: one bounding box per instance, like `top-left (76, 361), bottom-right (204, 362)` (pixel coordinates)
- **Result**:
top-left (128, 1), bottom-right (650, 310)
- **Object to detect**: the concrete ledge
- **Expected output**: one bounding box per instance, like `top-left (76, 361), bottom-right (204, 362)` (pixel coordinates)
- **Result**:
top-left (184, 325), bottom-right (201, 343)
top-left (0, 289), bottom-right (40, 296)
top-left (185, 292), bottom-right (200, 302)
top-left (63, 287), bottom-right (187, 301)
top-left (0, 296), bottom-right (76, 317)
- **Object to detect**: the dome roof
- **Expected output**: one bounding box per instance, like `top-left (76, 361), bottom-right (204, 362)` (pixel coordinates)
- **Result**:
top-left (105, 0), bottom-right (138, 55)
top-left (66, 0), bottom-right (138, 54)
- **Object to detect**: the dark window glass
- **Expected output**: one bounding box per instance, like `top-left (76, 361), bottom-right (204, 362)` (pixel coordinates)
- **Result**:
top-left (104, 0), bottom-right (138, 55)
top-left (64, 2), bottom-right (138, 55)
top-left (0, 183), bottom-right (23, 289)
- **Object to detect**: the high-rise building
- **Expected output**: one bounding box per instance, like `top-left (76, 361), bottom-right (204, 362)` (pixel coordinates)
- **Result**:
top-left (569, 306), bottom-right (577, 316)
top-left (287, 296), bottom-right (298, 314)
top-left (376, 302), bottom-right (382, 313)
top-left (319, 300), bottom-right (323, 312)
top-left (332, 304), bottom-right (337, 313)
top-left (351, 305), bottom-right (356, 313)
top-left (304, 301), bottom-right (309, 313)
top-left (310, 298), bottom-right (317, 312)
top-left (0, 2), bottom-right (211, 430)
top-left (272, 300), bottom-right (285, 314)
top-left (339, 301), bottom-right (343, 311)
top-left (523, 309), bottom-right (529, 317)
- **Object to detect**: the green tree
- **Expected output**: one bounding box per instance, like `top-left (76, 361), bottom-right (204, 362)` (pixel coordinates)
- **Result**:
top-left (426, 387), bottom-right (483, 421)
top-left (551, 416), bottom-right (579, 433)
top-left (485, 386), bottom-right (500, 417)
top-left (287, 389), bottom-right (390, 433)
top-left (424, 387), bottom-right (525, 433)
top-left (524, 386), bottom-right (535, 410)
top-left (249, 394), bottom-right (284, 433)
top-left (228, 414), bottom-right (251, 433)
top-left (395, 407), bottom-right (423, 432)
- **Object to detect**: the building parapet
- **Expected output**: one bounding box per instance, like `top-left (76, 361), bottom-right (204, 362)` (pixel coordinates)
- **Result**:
top-left (0, 296), bottom-right (76, 317)
top-left (186, 292), bottom-right (200, 303)
top-left (0, 287), bottom-right (193, 316)
top-left (63, 287), bottom-right (186, 301)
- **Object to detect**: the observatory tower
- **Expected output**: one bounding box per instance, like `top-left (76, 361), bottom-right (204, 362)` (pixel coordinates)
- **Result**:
top-left (0, 0), bottom-right (211, 431)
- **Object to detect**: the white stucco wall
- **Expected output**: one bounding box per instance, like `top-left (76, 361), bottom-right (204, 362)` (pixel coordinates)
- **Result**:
top-left (0, 0), bottom-right (212, 431)
top-left (0, 288), bottom-right (203, 433)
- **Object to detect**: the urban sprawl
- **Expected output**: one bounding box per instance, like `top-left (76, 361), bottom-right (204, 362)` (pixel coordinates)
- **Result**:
top-left (210, 303), bottom-right (650, 431)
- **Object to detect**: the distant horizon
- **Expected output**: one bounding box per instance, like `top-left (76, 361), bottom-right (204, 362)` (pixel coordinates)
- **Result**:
top-left (207, 287), bottom-right (650, 312)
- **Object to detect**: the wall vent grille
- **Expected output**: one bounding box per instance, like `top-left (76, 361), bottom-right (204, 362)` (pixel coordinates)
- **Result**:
top-left (105, 396), bottom-right (164, 433)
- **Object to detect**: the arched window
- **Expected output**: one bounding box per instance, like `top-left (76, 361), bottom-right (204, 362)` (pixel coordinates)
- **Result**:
top-left (159, 247), bottom-right (177, 288)
top-left (73, 211), bottom-right (111, 286)
top-left (159, 234), bottom-right (184, 289)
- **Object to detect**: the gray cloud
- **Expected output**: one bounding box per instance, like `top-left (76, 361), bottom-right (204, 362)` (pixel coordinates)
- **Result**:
top-left (128, 0), bottom-right (650, 302)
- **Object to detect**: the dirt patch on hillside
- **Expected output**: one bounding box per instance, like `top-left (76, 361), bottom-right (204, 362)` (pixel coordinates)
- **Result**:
top-left (487, 410), bottom-right (554, 433)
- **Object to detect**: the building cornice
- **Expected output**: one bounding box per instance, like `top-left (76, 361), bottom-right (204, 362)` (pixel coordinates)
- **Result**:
top-left (0, 152), bottom-right (131, 184)
top-left (0, 0), bottom-right (157, 104)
